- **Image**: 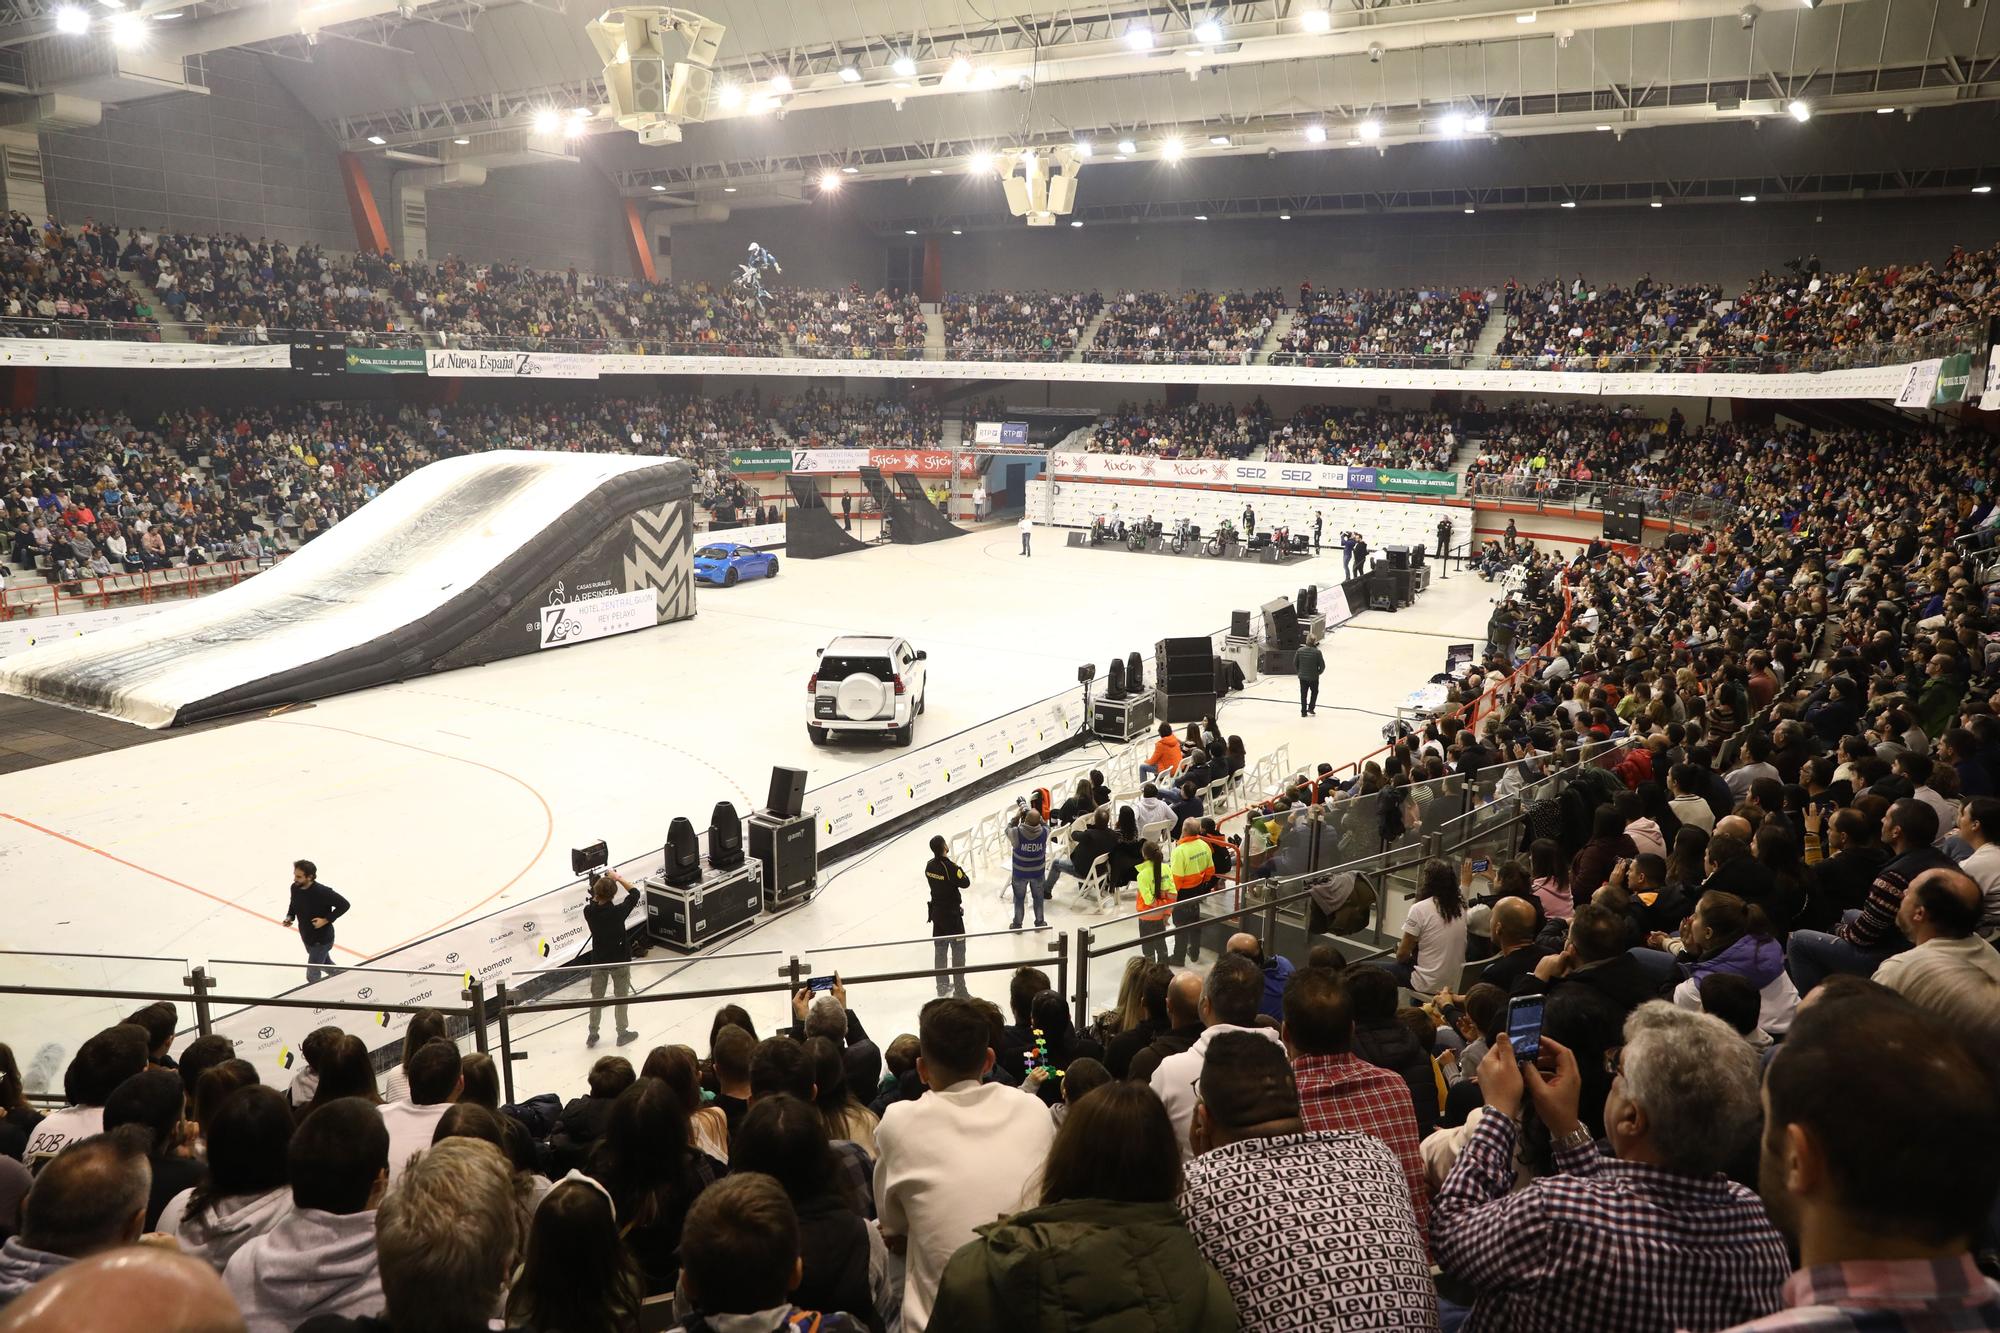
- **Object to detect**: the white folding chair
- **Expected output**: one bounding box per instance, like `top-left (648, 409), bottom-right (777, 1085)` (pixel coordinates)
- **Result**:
top-left (1076, 862), bottom-right (1114, 913)
top-left (947, 828), bottom-right (977, 873)
top-left (973, 811), bottom-right (1006, 868)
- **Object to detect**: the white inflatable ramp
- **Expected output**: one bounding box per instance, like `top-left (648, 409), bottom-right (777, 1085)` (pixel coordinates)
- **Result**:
top-left (0, 450), bottom-right (695, 728)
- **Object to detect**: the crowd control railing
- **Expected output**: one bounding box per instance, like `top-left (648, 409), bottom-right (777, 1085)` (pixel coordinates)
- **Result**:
top-left (0, 558), bottom-right (273, 622)
top-left (1462, 474), bottom-right (1740, 530)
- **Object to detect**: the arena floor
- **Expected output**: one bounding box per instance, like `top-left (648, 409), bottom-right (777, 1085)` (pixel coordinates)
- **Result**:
top-left (0, 524), bottom-right (1499, 1082)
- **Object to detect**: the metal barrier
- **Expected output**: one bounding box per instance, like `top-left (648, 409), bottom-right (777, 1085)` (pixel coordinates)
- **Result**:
top-left (1462, 474), bottom-right (1739, 529)
top-left (0, 558), bottom-right (273, 621)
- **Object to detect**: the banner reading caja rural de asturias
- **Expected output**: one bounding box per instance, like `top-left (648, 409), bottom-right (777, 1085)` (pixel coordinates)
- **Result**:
top-left (344, 347), bottom-right (427, 375)
top-left (728, 449), bottom-right (793, 474)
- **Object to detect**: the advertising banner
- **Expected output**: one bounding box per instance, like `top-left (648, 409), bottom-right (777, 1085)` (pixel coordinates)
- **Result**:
top-left (788, 448), bottom-right (872, 474)
top-left (728, 449), bottom-right (793, 474)
top-left (974, 421), bottom-right (1031, 444)
top-left (1378, 469), bottom-right (1459, 496)
top-left (1981, 346), bottom-right (2000, 412)
top-left (344, 347), bottom-right (426, 375)
top-left (1346, 467), bottom-right (1380, 492)
top-left (0, 339), bottom-right (294, 370)
top-left (537, 586), bottom-right (658, 650)
top-left (1895, 359), bottom-right (1944, 408)
top-left (1931, 352), bottom-right (1974, 406)
top-left (868, 448), bottom-right (983, 477)
top-left (424, 348), bottom-right (601, 379)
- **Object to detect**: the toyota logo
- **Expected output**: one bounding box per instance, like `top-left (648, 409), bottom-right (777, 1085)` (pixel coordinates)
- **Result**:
top-left (257, 1026), bottom-right (275, 1040)
top-left (356, 987), bottom-right (374, 1000)
top-left (521, 921), bottom-right (536, 933)
top-left (446, 952), bottom-right (460, 964)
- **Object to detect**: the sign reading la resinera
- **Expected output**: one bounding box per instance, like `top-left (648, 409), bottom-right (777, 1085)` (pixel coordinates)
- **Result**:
top-left (536, 587), bottom-right (658, 650)
top-left (973, 421), bottom-right (1030, 444)
top-left (1048, 452), bottom-right (1455, 496)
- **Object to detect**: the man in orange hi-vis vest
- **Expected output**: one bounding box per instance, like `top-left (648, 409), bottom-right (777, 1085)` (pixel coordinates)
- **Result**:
top-left (1170, 818), bottom-right (1215, 965)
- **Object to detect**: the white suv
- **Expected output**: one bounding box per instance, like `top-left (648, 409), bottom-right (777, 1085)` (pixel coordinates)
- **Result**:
top-left (809, 635), bottom-right (928, 746)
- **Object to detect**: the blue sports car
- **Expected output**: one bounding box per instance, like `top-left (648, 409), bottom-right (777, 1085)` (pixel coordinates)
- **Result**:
top-left (694, 541), bottom-right (780, 586)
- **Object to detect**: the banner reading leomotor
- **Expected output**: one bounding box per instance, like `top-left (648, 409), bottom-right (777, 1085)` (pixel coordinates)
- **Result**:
top-left (424, 348), bottom-right (601, 379)
top-left (345, 347), bottom-right (427, 375)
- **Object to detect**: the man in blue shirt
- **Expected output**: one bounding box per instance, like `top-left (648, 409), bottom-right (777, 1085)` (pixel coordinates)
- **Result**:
top-left (281, 859), bottom-right (350, 985)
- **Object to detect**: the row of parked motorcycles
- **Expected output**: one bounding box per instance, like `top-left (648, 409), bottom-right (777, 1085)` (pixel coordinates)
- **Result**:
top-left (1088, 515), bottom-right (1275, 557)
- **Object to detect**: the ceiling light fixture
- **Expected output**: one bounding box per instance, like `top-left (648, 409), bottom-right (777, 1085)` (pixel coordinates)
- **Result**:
top-left (892, 55), bottom-right (916, 77)
top-left (1075, 140), bottom-right (1093, 158)
top-left (1304, 123), bottom-right (1327, 143)
top-left (951, 228), bottom-right (962, 234)
top-left (723, 185), bottom-right (737, 192)
top-left (1439, 111), bottom-right (1466, 136)
top-left (1466, 113), bottom-right (1488, 133)
top-left (1559, 199), bottom-right (1576, 208)
top-left (926, 167), bottom-right (943, 174)
top-left (968, 150), bottom-right (994, 173)
top-left (53, 4), bottom-right (89, 30)
top-left (1649, 199), bottom-right (1663, 207)
top-left (770, 71), bottom-right (793, 94)
top-left (1278, 211), bottom-right (1291, 220)
top-left (1787, 98), bottom-right (1811, 121)
top-left (818, 170), bottom-right (841, 191)
top-left (1161, 135), bottom-right (1185, 160)
top-left (107, 11), bottom-right (142, 45)
top-left (1124, 25), bottom-right (1154, 50)
top-left (532, 108), bottom-right (560, 134)
top-left (1595, 124), bottom-right (1611, 131)
top-left (650, 183), bottom-right (666, 191)
top-left (1116, 138), bottom-right (1137, 154)
top-left (1208, 134), bottom-right (1231, 146)
top-left (945, 56), bottom-right (972, 82)
top-left (839, 65), bottom-right (861, 82)
top-left (366, 134), bottom-right (386, 145)
top-left (1876, 106), bottom-right (1896, 113)
top-left (1357, 118), bottom-right (1382, 141)
top-left (452, 136), bottom-right (470, 145)
top-left (841, 164), bottom-right (859, 174)
top-left (1194, 213), bottom-right (1208, 220)
top-left (1739, 193), bottom-right (1757, 202)
top-left (1070, 219), bottom-right (1083, 227)
top-left (1975, 184), bottom-right (1993, 194)
top-left (904, 228), bottom-right (918, 235)
top-left (1515, 10), bottom-right (1536, 21)
top-left (1300, 7), bottom-right (1331, 31)
top-left (1193, 18), bottom-right (1223, 42)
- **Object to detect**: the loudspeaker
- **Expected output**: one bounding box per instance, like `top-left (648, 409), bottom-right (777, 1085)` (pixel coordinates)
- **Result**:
top-left (766, 766), bottom-right (807, 819)
top-left (1212, 660), bottom-right (1230, 695)
top-left (1155, 637), bottom-right (1214, 692)
top-left (1160, 690), bottom-right (1217, 724)
top-left (1230, 610), bottom-right (1252, 638)
top-left (1386, 545), bottom-right (1412, 570)
top-left (1126, 652), bottom-right (1145, 691)
top-left (707, 801), bottom-right (744, 870)
top-left (749, 811), bottom-right (817, 906)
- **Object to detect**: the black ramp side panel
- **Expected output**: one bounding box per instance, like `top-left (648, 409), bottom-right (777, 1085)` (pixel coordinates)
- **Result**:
top-left (870, 466), bottom-right (965, 545)
top-left (784, 475), bottom-right (869, 559)
top-left (0, 451), bottom-right (694, 728)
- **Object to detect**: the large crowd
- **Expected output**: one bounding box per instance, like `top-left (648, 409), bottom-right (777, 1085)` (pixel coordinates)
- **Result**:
top-left (1085, 290), bottom-right (1286, 364)
top-left (4, 383), bottom-right (2000, 1332)
top-left (1271, 284), bottom-right (1490, 368)
top-left (939, 290), bottom-right (1102, 360)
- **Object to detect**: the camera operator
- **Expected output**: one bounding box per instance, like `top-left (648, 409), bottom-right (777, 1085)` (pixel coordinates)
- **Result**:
top-left (1003, 803), bottom-right (1051, 931)
top-left (583, 870), bottom-right (640, 1048)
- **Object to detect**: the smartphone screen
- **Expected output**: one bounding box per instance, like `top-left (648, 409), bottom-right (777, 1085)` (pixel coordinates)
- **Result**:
top-left (807, 975), bottom-right (835, 994)
top-left (1471, 858), bottom-right (1490, 874)
top-left (1506, 994), bottom-right (1546, 1063)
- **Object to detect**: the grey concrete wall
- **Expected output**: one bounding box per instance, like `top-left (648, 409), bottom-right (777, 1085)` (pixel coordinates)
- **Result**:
top-left (39, 50), bottom-right (358, 249)
top-left (414, 157), bottom-right (635, 277)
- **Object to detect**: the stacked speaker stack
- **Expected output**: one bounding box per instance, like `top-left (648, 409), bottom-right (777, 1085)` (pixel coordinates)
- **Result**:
top-left (1155, 636), bottom-right (1218, 724)
top-left (749, 766), bottom-right (817, 909)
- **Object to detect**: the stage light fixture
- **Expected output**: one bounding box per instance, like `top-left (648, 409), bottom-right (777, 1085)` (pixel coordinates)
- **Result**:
top-left (564, 114), bottom-right (590, 137)
top-left (892, 54), bottom-right (916, 76)
top-left (1976, 184), bottom-right (1994, 193)
top-left (1300, 7), bottom-right (1331, 31)
top-left (54, 5), bottom-right (89, 32)
top-left (571, 841), bottom-right (609, 876)
top-left (1124, 25), bottom-right (1154, 49)
top-left (664, 817), bottom-right (703, 886)
top-left (1193, 17), bottom-right (1223, 42)
top-left (1464, 206), bottom-right (1475, 213)
top-left (707, 801), bottom-right (744, 870)
top-left (1876, 105), bottom-right (1896, 113)
top-left (1304, 123), bottom-right (1326, 143)
top-left (1161, 135), bottom-right (1184, 160)
top-left (1595, 123), bottom-right (1611, 131)
top-left (1356, 118), bottom-right (1382, 140)
top-left (950, 228), bottom-right (962, 234)
top-left (1194, 213), bottom-right (1208, 220)
top-left (1649, 198), bottom-right (1663, 207)
top-left (1515, 10), bottom-right (1536, 20)
top-left (722, 184), bottom-right (736, 191)
top-left (1787, 98), bottom-right (1811, 121)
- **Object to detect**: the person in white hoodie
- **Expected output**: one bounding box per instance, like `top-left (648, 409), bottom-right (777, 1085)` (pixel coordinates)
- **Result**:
top-left (224, 1096), bottom-right (389, 1333)
top-left (0, 1131), bottom-right (152, 1310)
top-left (156, 1084), bottom-right (295, 1272)
top-left (1149, 953), bottom-right (1286, 1157)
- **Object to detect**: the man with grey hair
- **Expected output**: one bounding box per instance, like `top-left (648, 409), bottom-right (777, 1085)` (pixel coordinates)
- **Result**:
top-left (0, 1131), bottom-right (152, 1308)
top-left (1432, 1002), bottom-right (1790, 1330)
top-left (293, 1138), bottom-right (519, 1333)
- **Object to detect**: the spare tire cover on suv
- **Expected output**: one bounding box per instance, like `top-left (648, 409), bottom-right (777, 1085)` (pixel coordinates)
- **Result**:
top-left (835, 672), bottom-right (890, 720)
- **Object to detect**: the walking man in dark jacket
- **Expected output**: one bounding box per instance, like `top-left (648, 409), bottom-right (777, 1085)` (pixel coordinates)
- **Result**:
top-left (583, 871), bottom-right (640, 1047)
top-left (925, 836), bottom-right (971, 997)
top-left (282, 859), bottom-right (349, 985)
top-left (1295, 633), bottom-right (1327, 716)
